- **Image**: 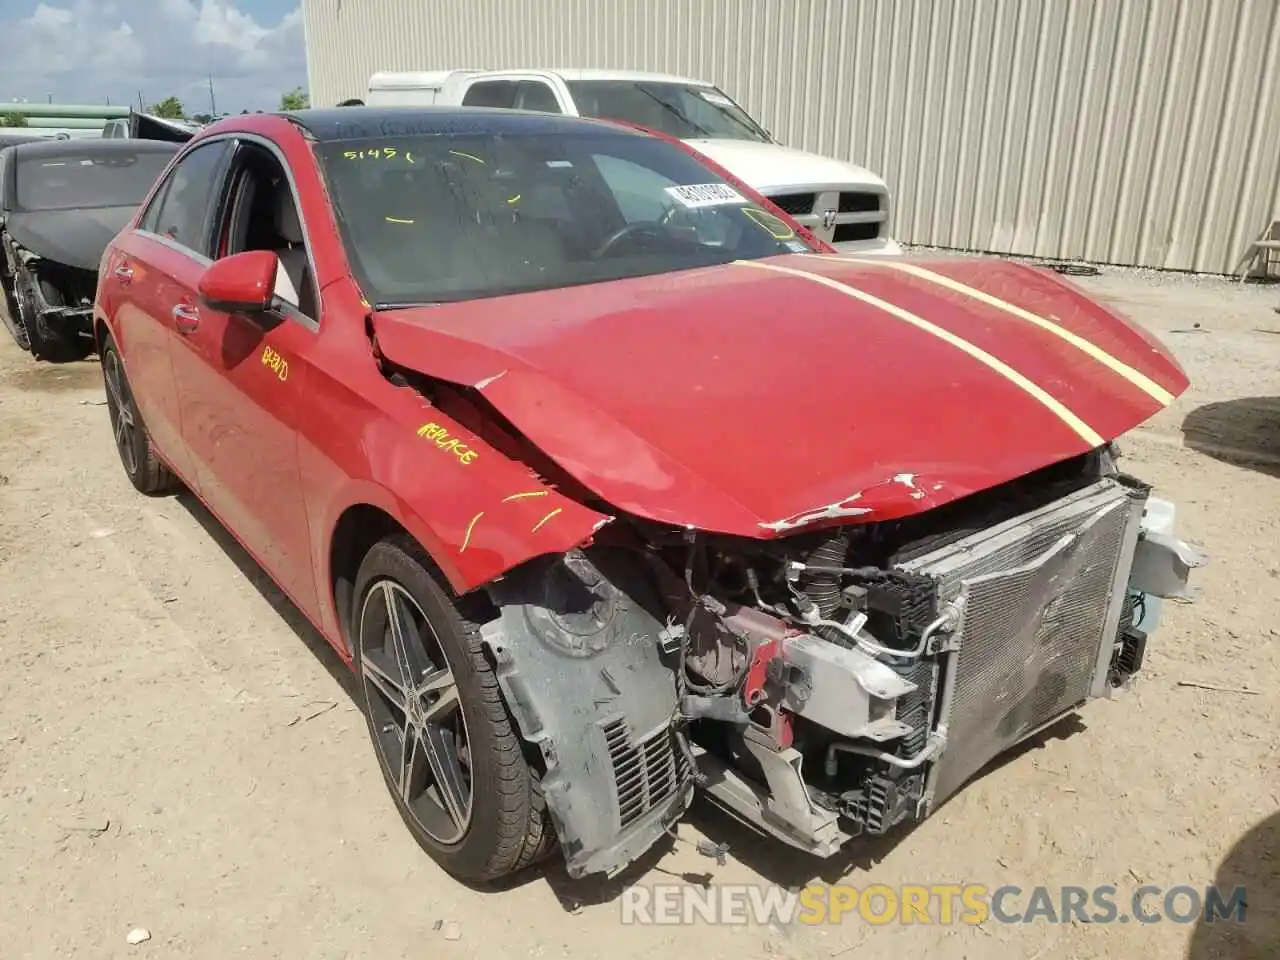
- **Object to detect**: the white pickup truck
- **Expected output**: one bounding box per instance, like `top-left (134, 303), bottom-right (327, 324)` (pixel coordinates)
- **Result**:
top-left (366, 69), bottom-right (901, 255)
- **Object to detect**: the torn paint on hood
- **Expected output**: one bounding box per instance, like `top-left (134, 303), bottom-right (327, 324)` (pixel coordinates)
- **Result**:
top-left (371, 254), bottom-right (1188, 538)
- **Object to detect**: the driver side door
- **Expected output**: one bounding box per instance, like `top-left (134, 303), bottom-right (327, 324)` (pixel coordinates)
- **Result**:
top-left (167, 140), bottom-right (319, 615)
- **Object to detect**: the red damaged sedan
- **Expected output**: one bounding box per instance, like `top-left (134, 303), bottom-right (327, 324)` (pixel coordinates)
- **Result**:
top-left (94, 107), bottom-right (1200, 882)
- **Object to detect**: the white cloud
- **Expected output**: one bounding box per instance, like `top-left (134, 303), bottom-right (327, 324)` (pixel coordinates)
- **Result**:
top-left (0, 0), bottom-right (307, 114)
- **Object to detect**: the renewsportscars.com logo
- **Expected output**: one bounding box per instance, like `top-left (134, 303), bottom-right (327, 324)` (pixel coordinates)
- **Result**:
top-left (619, 883), bottom-right (1248, 927)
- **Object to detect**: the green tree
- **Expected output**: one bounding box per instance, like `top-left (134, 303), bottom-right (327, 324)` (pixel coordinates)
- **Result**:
top-left (149, 96), bottom-right (186, 119)
top-left (279, 87), bottom-right (309, 111)
top-left (0, 112), bottom-right (28, 127)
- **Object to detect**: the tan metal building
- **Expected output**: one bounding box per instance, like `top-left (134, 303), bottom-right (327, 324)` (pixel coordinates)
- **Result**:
top-left (303, 0), bottom-right (1280, 275)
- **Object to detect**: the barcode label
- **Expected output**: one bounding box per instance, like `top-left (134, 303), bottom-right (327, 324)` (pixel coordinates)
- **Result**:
top-left (664, 182), bottom-right (747, 208)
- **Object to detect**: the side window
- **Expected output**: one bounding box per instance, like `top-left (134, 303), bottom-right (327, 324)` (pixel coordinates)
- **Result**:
top-left (515, 81), bottom-right (561, 114)
top-left (218, 144), bottom-right (318, 321)
top-left (138, 177), bottom-right (172, 234)
top-left (460, 81), bottom-right (517, 108)
top-left (148, 140), bottom-right (232, 255)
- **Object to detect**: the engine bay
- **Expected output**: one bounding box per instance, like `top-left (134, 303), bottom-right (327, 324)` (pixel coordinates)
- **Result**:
top-left (470, 435), bottom-right (1199, 878)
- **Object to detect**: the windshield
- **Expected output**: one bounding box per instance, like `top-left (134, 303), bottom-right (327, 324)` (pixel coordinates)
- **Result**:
top-left (566, 81), bottom-right (770, 142)
top-left (14, 149), bottom-right (174, 212)
top-left (315, 129), bottom-right (812, 307)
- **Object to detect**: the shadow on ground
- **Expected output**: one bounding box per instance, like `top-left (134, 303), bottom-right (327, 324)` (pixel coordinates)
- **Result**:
top-left (1186, 811), bottom-right (1279, 960)
top-left (175, 490), bottom-right (357, 703)
top-left (171, 487), bottom-right (1094, 913)
top-left (1182, 398), bottom-right (1280, 478)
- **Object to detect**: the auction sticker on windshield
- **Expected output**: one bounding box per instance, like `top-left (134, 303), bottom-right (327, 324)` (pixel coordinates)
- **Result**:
top-left (665, 183), bottom-right (746, 208)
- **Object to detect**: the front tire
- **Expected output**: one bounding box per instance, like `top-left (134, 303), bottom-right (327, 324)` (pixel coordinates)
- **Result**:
top-left (100, 333), bottom-right (179, 496)
top-left (352, 536), bottom-right (554, 882)
top-left (0, 274), bottom-right (31, 352)
top-left (20, 279), bottom-right (91, 362)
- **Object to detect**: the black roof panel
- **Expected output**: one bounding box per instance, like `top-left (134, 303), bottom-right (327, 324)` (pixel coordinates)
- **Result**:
top-left (283, 105), bottom-right (640, 143)
top-left (7, 138), bottom-right (181, 160)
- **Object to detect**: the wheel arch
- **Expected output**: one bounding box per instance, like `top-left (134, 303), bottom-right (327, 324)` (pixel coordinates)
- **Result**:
top-left (328, 501), bottom-right (409, 657)
top-left (93, 313), bottom-right (111, 353)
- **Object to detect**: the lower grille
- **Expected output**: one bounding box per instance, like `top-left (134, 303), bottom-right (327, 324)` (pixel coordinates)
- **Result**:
top-left (603, 718), bottom-right (686, 828)
top-left (896, 478), bottom-right (1145, 808)
top-left (767, 192), bottom-right (816, 216)
top-left (833, 222), bottom-right (879, 243)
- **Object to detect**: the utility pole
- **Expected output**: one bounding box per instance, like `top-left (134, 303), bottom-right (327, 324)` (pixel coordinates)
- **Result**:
top-left (208, 75), bottom-right (217, 117)
top-left (137, 90), bottom-right (145, 112)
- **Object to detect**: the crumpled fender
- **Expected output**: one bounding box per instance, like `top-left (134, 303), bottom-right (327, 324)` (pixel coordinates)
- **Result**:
top-left (333, 372), bottom-right (612, 597)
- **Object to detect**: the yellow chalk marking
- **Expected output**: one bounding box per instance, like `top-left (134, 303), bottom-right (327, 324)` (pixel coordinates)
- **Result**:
top-left (743, 207), bottom-right (795, 241)
top-left (417, 421), bottom-right (478, 465)
top-left (812, 256), bottom-right (1174, 406)
top-left (460, 511), bottom-right (483, 553)
top-left (531, 508), bottom-right (562, 534)
top-left (734, 260), bottom-right (1104, 447)
top-left (507, 194), bottom-right (522, 204)
top-left (449, 150), bottom-right (485, 164)
top-left (384, 216), bottom-right (415, 224)
top-left (261, 344), bottom-right (288, 382)
top-left (343, 147), bottom-right (401, 161)
top-left (503, 490), bottom-right (549, 502)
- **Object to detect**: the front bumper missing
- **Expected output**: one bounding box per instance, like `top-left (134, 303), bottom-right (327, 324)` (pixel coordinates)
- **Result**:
top-left (697, 476), bottom-right (1201, 856)
top-left (480, 481), bottom-right (1200, 875)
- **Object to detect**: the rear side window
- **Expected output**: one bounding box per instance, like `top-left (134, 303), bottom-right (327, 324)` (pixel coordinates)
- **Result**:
top-left (515, 81), bottom-right (560, 113)
top-left (144, 140), bottom-right (232, 255)
top-left (460, 81), bottom-right (517, 108)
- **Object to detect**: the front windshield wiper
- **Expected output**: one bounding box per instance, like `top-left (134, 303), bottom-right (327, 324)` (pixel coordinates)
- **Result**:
top-left (635, 86), bottom-right (712, 138)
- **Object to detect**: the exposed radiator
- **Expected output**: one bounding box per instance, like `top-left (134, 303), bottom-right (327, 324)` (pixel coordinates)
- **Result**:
top-left (895, 477), bottom-right (1147, 810)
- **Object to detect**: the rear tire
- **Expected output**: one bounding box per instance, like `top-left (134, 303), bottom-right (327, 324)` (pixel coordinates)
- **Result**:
top-left (100, 332), bottom-right (179, 496)
top-left (351, 535), bottom-right (555, 882)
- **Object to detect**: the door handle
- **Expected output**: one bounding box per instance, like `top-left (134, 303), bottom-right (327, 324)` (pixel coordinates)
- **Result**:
top-left (172, 303), bottom-right (200, 334)
top-left (113, 263), bottom-right (133, 283)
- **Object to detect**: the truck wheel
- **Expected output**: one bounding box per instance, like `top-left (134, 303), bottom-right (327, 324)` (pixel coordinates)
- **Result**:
top-left (100, 333), bottom-right (179, 496)
top-left (352, 536), bottom-right (555, 882)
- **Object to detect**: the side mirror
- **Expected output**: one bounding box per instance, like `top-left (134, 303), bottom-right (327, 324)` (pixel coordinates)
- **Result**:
top-left (198, 250), bottom-right (278, 315)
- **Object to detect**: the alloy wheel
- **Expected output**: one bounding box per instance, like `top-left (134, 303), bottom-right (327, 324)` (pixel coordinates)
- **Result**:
top-left (358, 579), bottom-right (473, 845)
top-left (103, 348), bottom-right (139, 476)
top-left (4, 281), bottom-right (32, 351)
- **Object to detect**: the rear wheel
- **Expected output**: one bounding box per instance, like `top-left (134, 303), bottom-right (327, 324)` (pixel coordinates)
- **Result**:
top-left (352, 536), bottom-right (555, 881)
top-left (101, 333), bottom-right (179, 496)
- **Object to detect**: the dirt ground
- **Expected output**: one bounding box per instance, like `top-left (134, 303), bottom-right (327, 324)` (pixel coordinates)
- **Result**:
top-left (0, 266), bottom-right (1276, 960)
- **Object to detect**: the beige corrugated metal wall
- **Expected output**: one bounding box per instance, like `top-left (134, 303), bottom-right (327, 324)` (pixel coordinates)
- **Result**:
top-left (303, 0), bottom-right (1280, 274)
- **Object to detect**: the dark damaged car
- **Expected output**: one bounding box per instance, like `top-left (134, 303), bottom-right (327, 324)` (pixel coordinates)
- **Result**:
top-left (94, 108), bottom-right (1202, 883)
top-left (0, 138), bottom-right (178, 359)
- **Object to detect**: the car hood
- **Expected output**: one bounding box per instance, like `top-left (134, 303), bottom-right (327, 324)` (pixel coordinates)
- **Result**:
top-left (682, 138), bottom-right (887, 193)
top-left (5, 206), bottom-right (135, 272)
top-left (372, 254), bottom-right (1188, 538)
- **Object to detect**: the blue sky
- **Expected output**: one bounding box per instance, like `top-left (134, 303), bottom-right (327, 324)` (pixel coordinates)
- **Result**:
top-left (0, 0), bottom-right (307, 114)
